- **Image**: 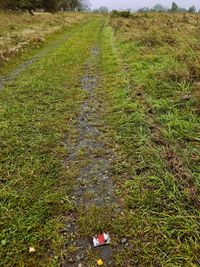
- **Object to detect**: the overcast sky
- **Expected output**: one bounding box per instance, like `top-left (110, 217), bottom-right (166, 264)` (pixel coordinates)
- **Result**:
top-left (90, 0), bottom-right (200, 10)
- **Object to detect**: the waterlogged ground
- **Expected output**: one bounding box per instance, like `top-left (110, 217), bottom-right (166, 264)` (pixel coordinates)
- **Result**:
top-left (0, 14), bottom-right (200, 267)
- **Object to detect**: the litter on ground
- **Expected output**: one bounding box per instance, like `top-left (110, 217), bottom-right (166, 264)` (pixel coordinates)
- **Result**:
top-left (93, 233), bottom-right (110, 247)
top-left (29, 247), bottom-right (35, 253)
top-left (97, 258), bottom-right (104, 266)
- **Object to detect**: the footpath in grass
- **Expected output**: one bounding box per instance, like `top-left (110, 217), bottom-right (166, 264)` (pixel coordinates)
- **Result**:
top-left (0, 16), bottom-right (106, 266)
top-left (0, 11), bottom-right (91, 65)
top-left (59, 15), bottom-right (200, 266)
top-left (1, 13), bottom-right (200, 267)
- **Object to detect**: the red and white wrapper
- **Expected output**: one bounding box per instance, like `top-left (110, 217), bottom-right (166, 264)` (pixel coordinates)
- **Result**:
top-left (93, 233), bottom-right (110, 247)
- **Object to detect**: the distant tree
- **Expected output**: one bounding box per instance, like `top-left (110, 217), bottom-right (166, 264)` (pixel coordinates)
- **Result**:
top-left (151, 4), bottom-right (167, 12)
top-left (79, 0), bottom-right (91, 11)
top-left (42, 0), bottom-right (57, 12)
top-left (178, 7), bottom-right (187, 12)
top-left (138, 7), bottom-right (149, 13)
top-left (188, 5), bottom-right (196, 13)
top-left (92, 8), bottom-right (99, 13)
top-left (171, 2), bottom-right (179, 12)
top-left (98, 6), bottom-right (109, 13)
top-left (58, 0), bottom-right (81, 12)
top-left (0, 0), bottom-right (91, 12)
top-left (0, 0), bottom-right (18, 10)
top-left (111, 9), bottom-right (131, 18)
top-left (0, 0), bottom-right (41, 13)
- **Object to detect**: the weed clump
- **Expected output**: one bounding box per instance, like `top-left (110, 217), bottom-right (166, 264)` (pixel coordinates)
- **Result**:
top-left (111, 10), bottom-right (131, 18)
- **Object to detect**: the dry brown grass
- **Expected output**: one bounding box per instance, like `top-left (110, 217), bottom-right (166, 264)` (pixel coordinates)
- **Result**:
top-left (111, 13), bottom-right (200, 41)
top-left (0, 11), bottom-right (90, 64)
top-left (110, 12), bottom-right (200, 196)
top-left (110, 12), bottom-right (200, 100)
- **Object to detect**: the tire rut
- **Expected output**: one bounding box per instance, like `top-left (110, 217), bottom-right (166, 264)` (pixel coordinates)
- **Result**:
top-left (0, 28), bottom-right (80, 90)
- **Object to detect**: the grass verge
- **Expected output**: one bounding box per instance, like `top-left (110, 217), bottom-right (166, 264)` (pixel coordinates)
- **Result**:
top-left (0, 16), bottom-right (105, 266)
top-left (95, 15), bottom-right (200, 266)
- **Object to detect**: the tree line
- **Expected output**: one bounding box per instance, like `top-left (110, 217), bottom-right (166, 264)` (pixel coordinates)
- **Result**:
top-left (138, 2), bottom-right (198, 13)
top-left (0, 0), bottom-right (90, 13)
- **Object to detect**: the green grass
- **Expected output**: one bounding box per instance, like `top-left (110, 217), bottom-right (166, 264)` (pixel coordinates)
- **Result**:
top-left (0, 15), bottom-right (95, 76)
top-left (0, 16), bottom-right (105, 266)
top-left (94, 13), bottom-right (200, 266)
top-left (0, 11), bottom-right (92, 65)
top-left (1, 12), bottom-right (200, 266)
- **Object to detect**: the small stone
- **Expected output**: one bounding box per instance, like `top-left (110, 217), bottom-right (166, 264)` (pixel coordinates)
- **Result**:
top-left (76, 255), bottom-right (81, 261)
top-left (181, 95), bottom-right (191, 100)
top-left (78, 264), bottom-right (83, 267)
top-left (29, 247), bottom-right (35, 253)
top-left (121, 238), bottom-right (127, 244)
top-left (68, 257), bottom-right (74, 263)
top-left (129, 243), bottom-right (134, 250)
top-left (80, 254), bottom-right (85, 260)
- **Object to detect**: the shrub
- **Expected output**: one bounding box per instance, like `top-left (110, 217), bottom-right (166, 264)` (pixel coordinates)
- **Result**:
top-left (111, 10), bottom-right (131, 18)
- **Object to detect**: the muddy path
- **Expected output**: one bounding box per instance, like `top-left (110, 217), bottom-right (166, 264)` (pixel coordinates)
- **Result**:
top-left (60, 43), bottom-right (122, 266)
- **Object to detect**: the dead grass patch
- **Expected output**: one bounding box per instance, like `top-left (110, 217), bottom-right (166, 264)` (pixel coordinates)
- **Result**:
top-left (0, 11), bottom-right (91, 64)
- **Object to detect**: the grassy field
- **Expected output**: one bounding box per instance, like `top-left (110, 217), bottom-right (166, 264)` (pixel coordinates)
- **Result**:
top-left (105, 12), bottom-right (200, 265)
top-left (0, 11), bottom-right (200, 266)
top-left (0, 11), bottom-right (90, 65)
